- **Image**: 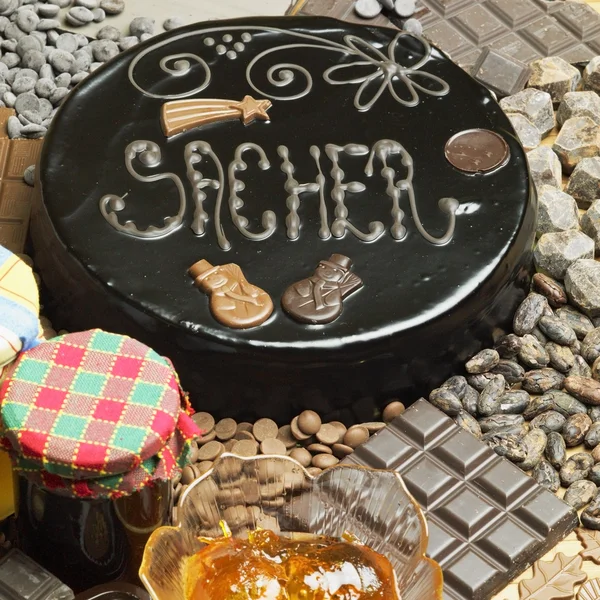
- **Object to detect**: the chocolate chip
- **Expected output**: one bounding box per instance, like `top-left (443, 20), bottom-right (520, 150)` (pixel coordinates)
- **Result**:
top-left (196, 440), bottom-right (225, 462)
top-left (215, 418), bottom-right (237, 441)
top-left (297, 410), bottom-right (321, 435)
top-left (253, 418), bottom-right (278, 442)
top-left (289, 447), bottom-right (312, 467)
top-left (260, 438), bottom-right (287, 456)
top-left (382, 401), bottom-right (405, 422)
top-left (188, 440), bottom-right (199, 463)
top-left (327, 421), bottom-right (347, 442)
top-left (343, 425), bottom-right (370, 448)
top-left (193, 411), bottom-right (215, 433)
top-left (197, 461), bottom-right (213, 475)
top-left (312, 454), bottom-right (339, 469)
top-left (316, 423), bottom-right (343, 445)
top-left (231, 439), bottom-right (258, 457)
top-left (307, 443), bottom-right (332, 455)
top-left (290, 416), bottom-right (312, 441)
top-left (332, 443), bottom-right (354, 458)
top-left (276, 425), bottom-right (297, 449)
top-left (234, 430), bottom-right (255, 442)
top-left (197, 429), bottom-right (216, 445)
top-left (361, 421), bottom-right (386, 434)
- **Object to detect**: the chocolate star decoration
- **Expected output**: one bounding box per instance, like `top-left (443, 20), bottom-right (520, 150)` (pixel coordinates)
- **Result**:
top-left (161, 95), bottom-right (272, 137)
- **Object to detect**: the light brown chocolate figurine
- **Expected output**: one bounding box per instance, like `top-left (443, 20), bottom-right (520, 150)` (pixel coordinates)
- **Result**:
top-left (282, 254), bottom-right (362, 325)
top-left (189, 260), bottom-right (273, 329)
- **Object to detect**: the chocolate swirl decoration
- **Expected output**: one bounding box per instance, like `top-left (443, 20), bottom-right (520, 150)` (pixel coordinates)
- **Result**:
top-left (99, 141), bottom-right (187, 239)
top-left (128, 27), bottom-right (449, 112)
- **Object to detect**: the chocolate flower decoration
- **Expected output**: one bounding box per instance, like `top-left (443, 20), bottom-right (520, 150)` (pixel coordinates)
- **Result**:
top-left (324, 32), bottom-right (449, 111)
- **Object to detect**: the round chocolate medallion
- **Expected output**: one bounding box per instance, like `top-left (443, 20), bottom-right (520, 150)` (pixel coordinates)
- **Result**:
top-left (444, 129), bottom-right (510, 173)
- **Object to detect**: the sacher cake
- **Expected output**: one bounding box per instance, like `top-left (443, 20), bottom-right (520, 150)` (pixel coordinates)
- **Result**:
top-left (31, 16), bottom-right (536, 423)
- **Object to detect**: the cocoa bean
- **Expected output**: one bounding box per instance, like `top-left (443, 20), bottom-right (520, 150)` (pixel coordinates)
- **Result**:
top-left (545, 389), bottom-right (588, 417)
top-left (479, 414), bottom-right (525, 433)
top-left (581, 494), bottom-right (600, 530)
top-left (586, 422), bottom-right (600, 449)
top-left (532, 273), bottom-right (567, 308)
top-left (564, 376), bottom-right (600, 406)
top-left (486, 433), bottom-right (526, 463)
top-left (531, 410), bottom-right (566, 434)
top-left (441, 375), bottom-right (467, 400)
top-left (562, 412), bottom-right (592, 447)
top-left (570, 355), bottom-right (593, 379)
top-left (546, 431), bottom-right (567, 469)
top-left (467, 372), bottom-right (505, 392)
top-left (519, 428), bottom-right (547, 470)
top-left (560, 452), bottom-right (594, 486)
top-left (477, 376), bottom-right (507, 417)
top-left (428, 387), bottom-right (462, 416)
top-left (538, 315), bottom-right (577, 347)
top-left (454, 411), bottom-right (482, 438)
top-left (556, 306), bottom-right (595, 340)
top-left (513, 293), bottom-right (549, 336)
top-left (531, 326), bottom-right (548, 345)
top-left (491, 359), bottom-right (525, 384)
top-left (582, 328), bottom-right (600, 364)
top-left (496, 390), bottom-right (530, 414)
top-left (523, 394), bottom-right (556, 420)
top-left (532, 459), bottom-right (560, 492)
top-left (522, 368), bottom-right (565, 394)
top-left (518, 334), bottom-right (550, 369)
top-left (589, 406), bottom-right (600, 423)
top-left (589, 464), bottom-right (600, 485)
top-left (546, 342), bottom-right (575, 373)
top-left (465, 349), bottom-right (500, 374)
top-left (593, 357), bottom-right (600, 382)
top-left (564, 480), bottom-right (597, 510)
top-left (461, 384), bottom-right (479, 416)
top-left (494, 333), bottom-right (522, 358)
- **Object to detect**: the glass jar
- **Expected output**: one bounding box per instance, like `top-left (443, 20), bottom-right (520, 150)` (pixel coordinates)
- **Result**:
top-left (15, 475), bottom-right (171, 593)
top-left (0, 450), bottom-right (14, 520)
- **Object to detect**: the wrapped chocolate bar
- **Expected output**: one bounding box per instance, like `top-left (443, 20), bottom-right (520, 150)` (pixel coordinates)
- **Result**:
top-left (0, 245), bottom-right (41, 521)
top-left (0, 329), bottom-right (200, 592)
top-left (0, 549), bottom-right (73, 600)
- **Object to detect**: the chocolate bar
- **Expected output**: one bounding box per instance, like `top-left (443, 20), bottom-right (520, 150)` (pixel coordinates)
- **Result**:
top-left (289, 0), bottom-right (600, 96)
top-left (0, 108), bottom-right (43, 254)
top-left (0, 549), bottom-right (74, 600)
top-left (344, 400), bottom-right (578, 600)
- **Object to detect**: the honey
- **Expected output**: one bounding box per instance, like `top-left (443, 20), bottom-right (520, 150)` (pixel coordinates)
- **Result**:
top-left (186, 528), bottom-right (400, 600)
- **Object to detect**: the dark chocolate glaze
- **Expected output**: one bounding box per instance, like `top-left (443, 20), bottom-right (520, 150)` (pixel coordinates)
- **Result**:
top-left (32, 17), bottom-right (536, 424)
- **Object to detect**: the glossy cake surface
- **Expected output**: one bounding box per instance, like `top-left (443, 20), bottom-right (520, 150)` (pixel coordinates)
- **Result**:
top-left (33, 17), bottom-right (535, 422)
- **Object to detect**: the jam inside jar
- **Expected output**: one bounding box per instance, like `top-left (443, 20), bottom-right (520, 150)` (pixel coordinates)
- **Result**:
top-left (187, 529), bottom-right (401, 600)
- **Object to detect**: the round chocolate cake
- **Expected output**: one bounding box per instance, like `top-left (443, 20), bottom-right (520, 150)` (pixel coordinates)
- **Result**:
top-left (32, 17), bottom-right (536, 423)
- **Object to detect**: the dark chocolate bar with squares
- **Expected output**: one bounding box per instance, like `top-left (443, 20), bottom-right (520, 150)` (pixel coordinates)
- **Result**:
top-left (344, 399), bottom-right (578, 600)
top-left (289, 0), bottom-right (600, 96)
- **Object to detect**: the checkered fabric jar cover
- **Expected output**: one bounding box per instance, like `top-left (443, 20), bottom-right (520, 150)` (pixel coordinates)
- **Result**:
top-left (0, 329), bottom-right (200, 499)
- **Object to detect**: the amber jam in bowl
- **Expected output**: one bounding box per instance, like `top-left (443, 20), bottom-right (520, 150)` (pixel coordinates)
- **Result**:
top-left (139, 454), bottom-right (443, 600)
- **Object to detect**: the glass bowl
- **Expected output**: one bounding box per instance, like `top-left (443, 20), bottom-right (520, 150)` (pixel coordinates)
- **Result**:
top-left (139, 453), bottom-right (443, 600)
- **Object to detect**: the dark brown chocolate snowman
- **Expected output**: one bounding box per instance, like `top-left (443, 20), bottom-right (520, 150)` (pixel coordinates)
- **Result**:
top-left (282, 254), bottom-right (362, 324)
